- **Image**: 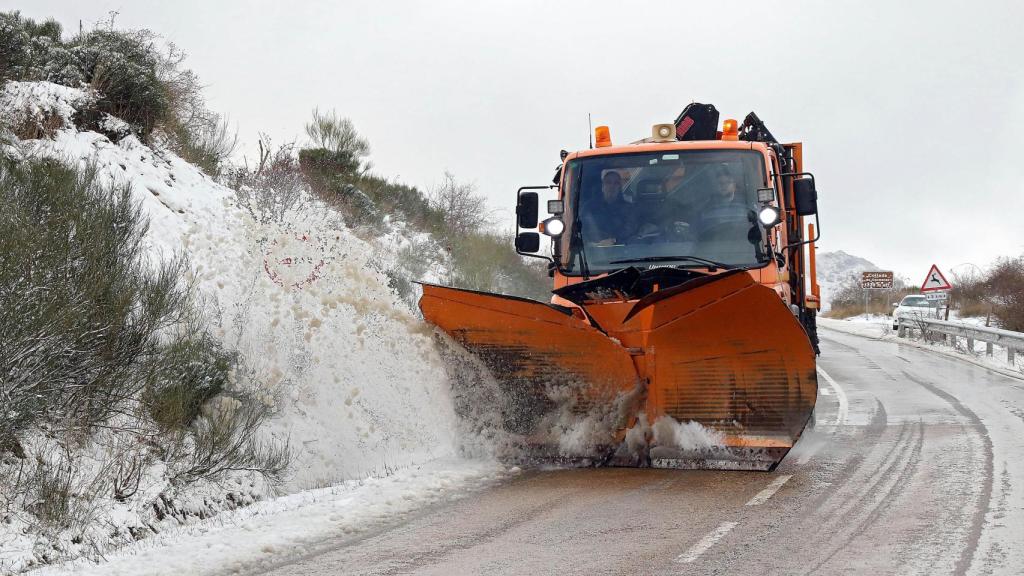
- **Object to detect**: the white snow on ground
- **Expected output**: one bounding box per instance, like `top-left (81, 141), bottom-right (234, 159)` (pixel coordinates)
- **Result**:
top-left (819, 317), bottom-right (1024, 379)
top-left (2, 81), bottom-right (494, 573)
top-left (32, 460), bottom-right (509, 576)
top-left (0, 81), bottom-right (95, 133)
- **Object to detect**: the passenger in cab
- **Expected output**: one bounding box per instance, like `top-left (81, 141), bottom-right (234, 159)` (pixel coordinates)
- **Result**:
top-left (582, 170), bottom-right (637, 246)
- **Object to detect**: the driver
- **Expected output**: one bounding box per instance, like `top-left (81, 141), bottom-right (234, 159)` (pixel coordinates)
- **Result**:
top-left (582, 170), bottom-right (637, 246)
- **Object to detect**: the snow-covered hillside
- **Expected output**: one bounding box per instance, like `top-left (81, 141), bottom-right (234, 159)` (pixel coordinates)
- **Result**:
top-left (816, 250), bottom-right (880, 310)
top-left (1, 81), bottom-right (502, 573)
top-left (4, 80), bottom-right (464, 486)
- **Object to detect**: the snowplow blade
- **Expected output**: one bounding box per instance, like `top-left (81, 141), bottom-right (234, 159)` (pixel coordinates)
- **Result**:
top-left (418, 285), bottom-right (641, 437)
top-left (419, 271), bottom-right (817, 471)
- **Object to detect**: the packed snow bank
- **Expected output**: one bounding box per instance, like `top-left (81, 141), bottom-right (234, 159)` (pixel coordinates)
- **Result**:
top-left (33, 460), bottom-right (509, 576)
top-left (0, 81), bottom-right (95, 135)
top-left (819, 317), bottom-right (1023, 380)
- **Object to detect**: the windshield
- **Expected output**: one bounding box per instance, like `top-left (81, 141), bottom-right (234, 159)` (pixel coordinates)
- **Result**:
top-left (558, 150), bottom-right (770, 275)
top-left (902, 296), bottom-right (932, 307)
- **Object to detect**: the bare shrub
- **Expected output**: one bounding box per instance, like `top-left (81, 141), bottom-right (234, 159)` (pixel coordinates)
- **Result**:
top-left (27, 456), bottom-right (75, 530)
top-left (949, 268), bottom-right (991, 319)
top-left (8, 108), bottom-right (64, 140)
top-left (227, 135), bottom-right (308, 224)
top-left (167, 391), bottom-right (290, 488)
top-left (170, 114), bottom-right (237, 176)
top-left (987, 256), bottom-right (1024, 331)
top-left (21, 445), bottom-right (116, 537)
top-left (429, 171), bottom-right (492, 239)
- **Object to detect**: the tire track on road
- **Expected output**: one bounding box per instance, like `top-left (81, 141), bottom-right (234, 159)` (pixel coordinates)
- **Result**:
top-left (902, 371), bottom-right (994, 576)
top-left (802, 420), bottom-right (925, 575)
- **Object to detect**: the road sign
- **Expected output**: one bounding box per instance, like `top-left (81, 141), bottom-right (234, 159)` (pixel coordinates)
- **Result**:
top-left (861, 271), bottom-right (894, 289)
top-left (921, 264), bottom-right (952, 292)
top-left (924, 292), bottom-right (948, 301)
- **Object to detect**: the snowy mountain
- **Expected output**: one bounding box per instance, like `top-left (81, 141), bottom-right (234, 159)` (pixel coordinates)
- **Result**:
top-left (815, 250), bottom-right (881, 310)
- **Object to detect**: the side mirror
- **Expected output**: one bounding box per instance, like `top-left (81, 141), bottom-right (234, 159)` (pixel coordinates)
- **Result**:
top-left (793, 177), bottom-right (817, 216)
top-left (892, 302), bottom-right (899, 308)
top-left (515, 232), bottom-right (540, 253)
top-left (517, 191), bottom-right (539, 228)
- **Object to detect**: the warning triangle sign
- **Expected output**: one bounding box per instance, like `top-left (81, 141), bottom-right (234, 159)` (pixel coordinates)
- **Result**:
top-left (920, 264), bottom-right (952, 292)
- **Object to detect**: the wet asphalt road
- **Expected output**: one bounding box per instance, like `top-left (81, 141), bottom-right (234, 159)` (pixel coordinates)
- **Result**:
top-left (260, 327), bottom-right (1024, 575)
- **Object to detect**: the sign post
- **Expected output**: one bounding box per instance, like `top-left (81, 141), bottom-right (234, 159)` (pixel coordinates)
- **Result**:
top-left (920, 264), bottom-right (952, 319)
top-left (861, 271), bottom-right (894, 316)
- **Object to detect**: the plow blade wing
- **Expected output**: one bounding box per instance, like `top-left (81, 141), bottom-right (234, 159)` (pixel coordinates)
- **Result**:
top-left (419, 284), bottom-right (639, 436)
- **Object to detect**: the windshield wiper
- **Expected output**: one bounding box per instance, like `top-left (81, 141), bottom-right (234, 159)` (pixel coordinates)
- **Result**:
top-left (608, 255), bottom-right (735, 271)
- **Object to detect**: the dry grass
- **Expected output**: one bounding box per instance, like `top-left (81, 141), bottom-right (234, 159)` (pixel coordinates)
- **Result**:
top-left (824, 301), bottom-right (897, 319)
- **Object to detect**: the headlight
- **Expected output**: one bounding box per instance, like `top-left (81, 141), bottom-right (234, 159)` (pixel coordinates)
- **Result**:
top-left (541, 217), bottom-right (565, 237)
top-left (758, 206), bottom-right (781, 226)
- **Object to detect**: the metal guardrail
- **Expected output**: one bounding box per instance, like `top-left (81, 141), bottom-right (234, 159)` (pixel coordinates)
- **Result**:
top-left (897, 317), bottom-right (1024, 365)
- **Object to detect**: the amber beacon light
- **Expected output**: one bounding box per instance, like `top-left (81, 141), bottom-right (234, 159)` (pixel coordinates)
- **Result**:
top-left (721, 119), bottom-right (739, 140)
top-left (595, 125), bottom-right (612, 147)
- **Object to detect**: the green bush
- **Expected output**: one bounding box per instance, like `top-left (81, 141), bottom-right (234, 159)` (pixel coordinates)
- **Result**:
top-left (0, 12), bottom-right (67, 82)
top-left (69, 28), bottom-right (170, 138)
top-left (299, 148), bottom-right (383, 227)
top-left (0, 156), bottom-right (289, 495)
top-left (304, 108), bottom-right (369, 170)
top-left (0, 157), bottom-right (189, 440)
top-left (146, 333), bottom-right (236, 431)
top-left (0, 10), bottom-right (227, 158)
top-left (355, 172), bottom-right (445, 232)
top-left (447, 231), bottom-right (551, 300)
top-left (299, 147), bottom-right (362, 186)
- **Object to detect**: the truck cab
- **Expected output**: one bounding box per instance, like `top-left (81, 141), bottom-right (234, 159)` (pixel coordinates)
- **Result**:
top-left (515, 109), bottom-right (821, 351)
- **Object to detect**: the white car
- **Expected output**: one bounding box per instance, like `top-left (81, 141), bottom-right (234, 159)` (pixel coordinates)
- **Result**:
top-left (892, 295), bottom-right (938, 330)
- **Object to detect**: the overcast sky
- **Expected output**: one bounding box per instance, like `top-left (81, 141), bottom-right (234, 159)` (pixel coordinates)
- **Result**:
top-left (8, 0), bottom-right (1024, 281)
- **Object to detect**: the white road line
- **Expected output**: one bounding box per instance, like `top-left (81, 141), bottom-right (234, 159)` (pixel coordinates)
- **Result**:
top-left (745, 474), bottom-right (792, 506)
top-left (820, 388), bottom-right (832, 396)
top-left (817, 366), bottom-right (848, 425)
top-left (676, 521), bottom-right (738, 564)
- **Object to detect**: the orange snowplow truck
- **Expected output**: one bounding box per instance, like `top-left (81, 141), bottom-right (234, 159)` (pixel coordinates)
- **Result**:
top-left (420, 104), bottom-right (821, 471)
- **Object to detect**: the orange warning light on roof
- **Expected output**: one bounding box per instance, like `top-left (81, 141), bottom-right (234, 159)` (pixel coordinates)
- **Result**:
top-left (595, 125), bottom-right (612, 147)
top-left (722, 119), bottom-right (739, 141)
